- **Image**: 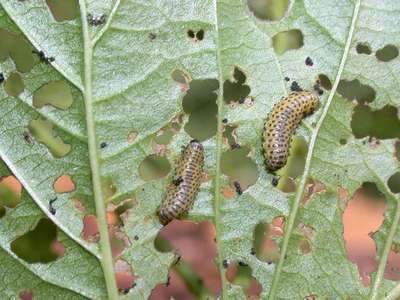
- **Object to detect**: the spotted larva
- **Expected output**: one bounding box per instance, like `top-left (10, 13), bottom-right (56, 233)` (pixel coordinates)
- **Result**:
top-left (158, 140), bottom-right (204, 225)
top-left (263, 91), bottom-right (319, 171)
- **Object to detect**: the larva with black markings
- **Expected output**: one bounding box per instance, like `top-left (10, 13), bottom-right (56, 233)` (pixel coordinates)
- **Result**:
top-left (158, 140), bottom-right (204, 225)
top-left (263, 91), bottom-right (319, 171)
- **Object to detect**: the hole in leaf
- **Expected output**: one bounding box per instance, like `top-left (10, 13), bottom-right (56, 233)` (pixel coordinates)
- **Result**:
top-left (221, 147), bottom-right (258, 192)
top-left (53, 174), bottom-right (75, 193)
top-left (339, 138), bottom-right (347, 145)
top-left (82, 215), bottom-right (99, 242)
top-left (28, 118), bottom-right (71, 158)
top-left (4, 72), bottom-right (24, 97)
top-left (18, 289), bottom-right (33, 300)
top-left (351, 105), bottom-right (400, 139)
top-left (376, 44), bottom-right (399, 62)
top-left (223, 67), bottom-right (251, 104)
top-left (139, 155), bottom-right (171, 181)
top-left (11, 218), bottom-right (64, 263)
top-left (33, 81), bottom-right (74, 110)
top-left (337, 79), bottom-right (376, 104)
top-left (153, 220), bottom-right (221, 297)
top-left (276, 136), bottom-right (307, 193)
top-left (223, 124), bottom-right (238, 147)
top-left (107, 198), bottom-right (136, 227)
top-left (388, 172), bottom-right (400, 194)
top-left (253, 216), bottom-right (284, 263)
top-left (182, 79), bottom-right (219, 141)
top-left (171, 69), bottom-right (190, 92)
top-left (0, 29), bottom-right (35, 73)
top-left (115, 260), bottom-right (137, 294)
top-left (45, 0), bottom-right (79, 22)
top-left (154, 128), bottom-right (174, 145)
top-left (395, 140), bottom-right (400, 161)
top-left (247, 0), bottom-right (289, 21)
top-left (272, 29), bottom-right (303, 55)
top-left (317, 74), bottom-right (332, 90)
top-left (343, 182), bottom-right (386, 286)
top-left (226, 262), bottom-right (262, 298)
top-left (356, 42), bottom-right (372, 55)
top-left (0, 176), bottom-right (22, 208)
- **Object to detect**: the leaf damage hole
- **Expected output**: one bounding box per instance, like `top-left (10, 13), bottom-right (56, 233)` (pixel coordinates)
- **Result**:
top-left (0, 175), bottom-right (22, 208)
top-left (253, 216), bottom-right (284, 263)
top-left (152, 220), bottom-right (221, 298)
top-left (222, 123), bottom-right (238, 148)
top-left (82, 215), bottom-right (100, 243)
top-left (343, 182), bottom-right (386, 286)
top-left (33, 80), bottom-right (74, 110)
top-left (115, 259), bottom-right (137, 294)
top-left (225, 261), bottom-right (262, 298)
top-left (356, 42), bottom-right (372, 55)
top-left (376, 44), bottom-right (399, 62)
top-left (272, 29), bottom-right (304, 55)
top-left (247, 0), bottom-right (289, 21)
top-left (221, 147), bottom-right (258, 193)
top-left (11, 218), bottom-right (65, 263)
top-left (317, 74), bottom-right (332, 90)
top-left (351, 104), bottom-right (400, 139)
top-left (275, 136), bottom-right (307, 193)
top-left (53, 174), bottom-right (75, 193)
top-left (28, 118), bottom-right (71, 158)
top-left (18, 289), bottom-right (33, 300)
top-left (182, 79), bottom-right (219, 141)
top-left (139, 155), bottom-right (171, 181)
top-left (337, 79), bottom-right (376, 104)
top-left (171, 69), bottom-right (190, 92)
top-left (302, 178), bottom-right (326, 205)
top-left (387, 172), bottom-right (400, 194)
top-left (107, 198), bottom-right (136, 227)
top-left (223, 67), bottom-right (251, 104)
top-left (4, 72), bottom-right (24, 97)
top-left (0, 29), bottom-right (35, 73)
top-left (45, 0), bottom-right (79, 22)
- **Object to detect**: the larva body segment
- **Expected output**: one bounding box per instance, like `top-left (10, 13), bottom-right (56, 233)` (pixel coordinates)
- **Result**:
top-left (263, 91), bottom-right (319, 171)
top-left (159, 140), bottom-right (204, 225)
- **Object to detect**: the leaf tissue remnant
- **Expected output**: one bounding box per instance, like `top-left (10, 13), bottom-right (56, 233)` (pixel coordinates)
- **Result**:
top-left (33, 80), bottom-right (74, 110)
top-left (272, 29), bottom-right (304, 55)
top-left (223, 67), bottom-right (251, 104)
top-left (28, 118), bottom-right (71, 158)
top-left (182, 79), bottom-right (219, 141)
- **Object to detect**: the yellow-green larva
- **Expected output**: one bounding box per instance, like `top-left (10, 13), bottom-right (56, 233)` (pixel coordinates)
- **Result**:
top-left (158, 140), bottom-right (204, 225)
top-left (263, 91), bottom-right (319, 171)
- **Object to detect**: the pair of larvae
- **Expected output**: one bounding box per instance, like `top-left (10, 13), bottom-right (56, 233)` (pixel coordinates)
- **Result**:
top-left (158, 91), bottom-right (319, 225)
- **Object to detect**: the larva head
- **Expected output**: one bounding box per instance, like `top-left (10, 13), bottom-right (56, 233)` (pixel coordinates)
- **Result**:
top-left (189, 139), bottom-right (204, 151)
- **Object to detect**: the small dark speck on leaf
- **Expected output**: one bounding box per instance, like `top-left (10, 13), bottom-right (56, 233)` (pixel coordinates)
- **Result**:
top-left (305, 56), bottom-right (313, 66)
top-left (100, 142), bottom-right (107, 149)
top-left (238, 261), bottom-right (248, 266)
top-left (222, 118), bottom-right (228, 124)
top-left (231, 143), bottom-right (241, 150)
top-left (134, 235), bottom-right (139, 241)
top-left (149, 32), bottom-right (156, 40)
top-left (0, 73), bottom-right (4, 83)
top-left (23, 131), bottom-right (33, 144)
top-left (238, 97), bottom-right (245, 104)
top-left (284, 77), bottom-right (290, 82)
top-left (233, 181), bottom-right (242, 195)
top-left (87, 13), bottom-right (106, 26)
top-left (272, 177), bottom-right (279, 187)
top-left (250, 248), bottom-right (256, 255)
top-left (223, 259), bottom-right (228, 268)
top-left (196, 29), bottom-right (204, 40)
top-left (187, 30), bottom-right (195, 38)
top-left (290, 81), bottom-right (303, 92)
top-left (49, 197), bottom-right (57, 215)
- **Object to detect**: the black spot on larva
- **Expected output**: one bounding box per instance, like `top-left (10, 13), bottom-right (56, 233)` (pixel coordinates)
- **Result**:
top-left (0, 73), bottom-right (4, 83)
top-left (318, 74), bottom-right (332, 90)
top-left (337, 79), bottom-right (375, 104)
top-left (376, 44), bottom-right (399, 62)
top-left (351, 104), bottom-right (400, 139)
top-left (223, 67), bottom-right (251, 104)
top-left (272, 29), bottom-right (304, 55)
top-left (305, 57), bottom-right (313, 66)
top-left (158, 142), bottom-right (204, 225)
top-left (356, 42), bottom-right (372, 55)
top-left (290, 81), bottom-right (302, 92)
top-left (263, 91), bottom-right (319, 171)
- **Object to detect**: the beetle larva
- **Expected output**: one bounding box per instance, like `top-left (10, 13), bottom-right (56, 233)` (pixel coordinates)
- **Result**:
top-left (158, 140), bottom-right (204, 225)
top-left (263, 91), bottom-right (319, 171)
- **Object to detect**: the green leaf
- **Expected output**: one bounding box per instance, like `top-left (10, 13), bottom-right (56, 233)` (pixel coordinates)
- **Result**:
top-left (0, 0), bottom-right (399, 299)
